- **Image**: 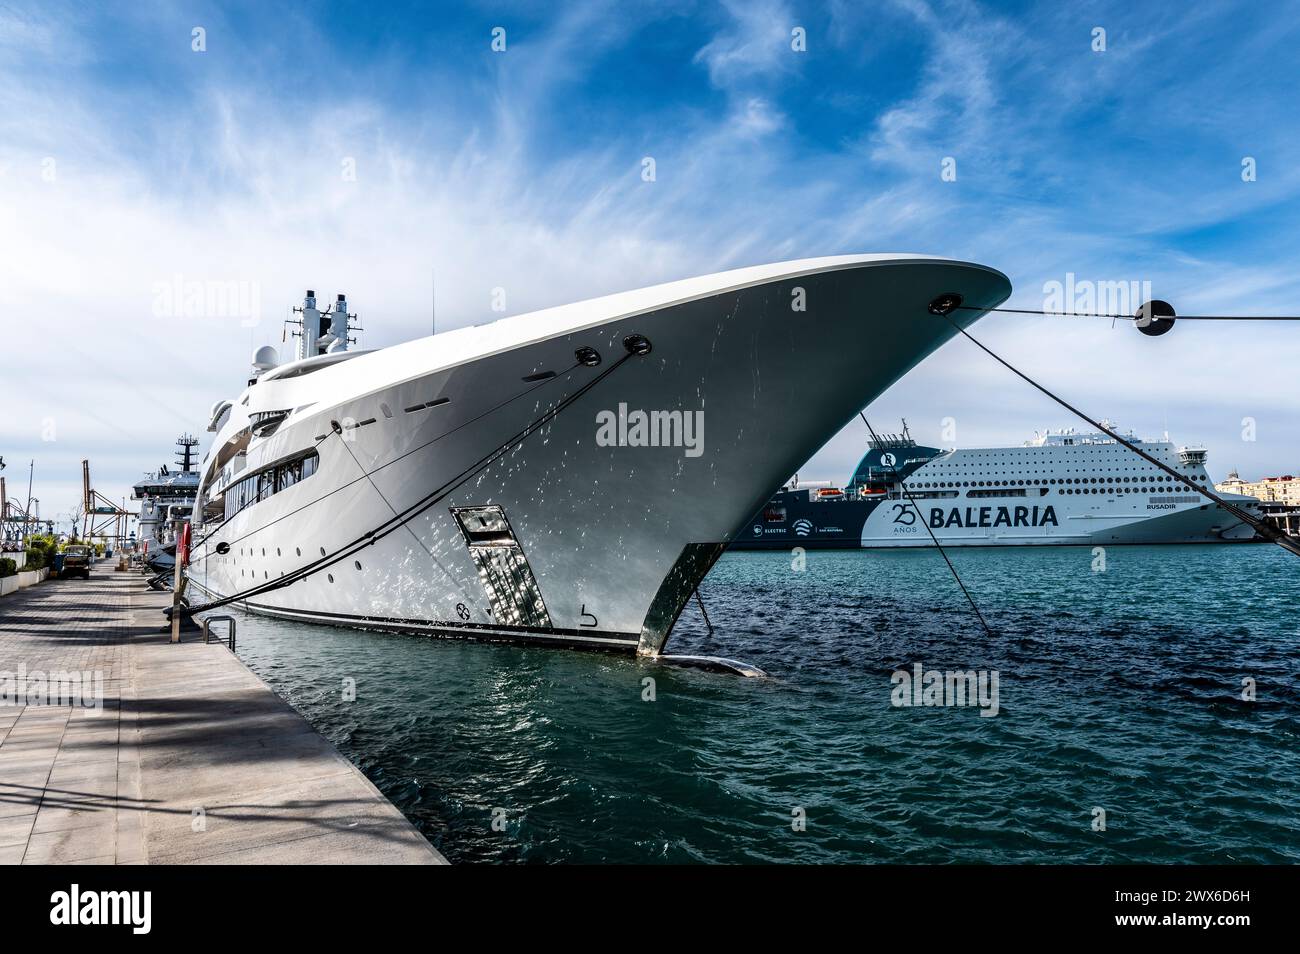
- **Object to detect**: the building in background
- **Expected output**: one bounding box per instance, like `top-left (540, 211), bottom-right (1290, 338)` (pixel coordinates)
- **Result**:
top-left (1217, 470), bottom-right (1300, 537)
top-left (1216, 470), bottom-right (1300, 505)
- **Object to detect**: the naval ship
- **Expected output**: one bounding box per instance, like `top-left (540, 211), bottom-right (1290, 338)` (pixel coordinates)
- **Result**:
top-left (731, 423), bottom-right (1263, 549)
top-left (184, 254), bottom-right (1010, 656)
top-left (132, 435), bottom-right (200, 572)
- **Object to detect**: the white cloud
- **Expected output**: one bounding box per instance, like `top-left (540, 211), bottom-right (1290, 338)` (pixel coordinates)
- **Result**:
top-left (3, 0), bottom-right (1299, 527)
top-left (693, 0), bottom-right (796, 88)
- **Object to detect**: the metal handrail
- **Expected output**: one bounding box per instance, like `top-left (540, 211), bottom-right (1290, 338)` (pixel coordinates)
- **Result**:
top-left (201, 614), bottom-right (237, 652)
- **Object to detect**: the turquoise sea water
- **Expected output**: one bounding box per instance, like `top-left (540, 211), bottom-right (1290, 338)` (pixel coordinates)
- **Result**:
top-left (230, 543), bottom-right (1300, 864)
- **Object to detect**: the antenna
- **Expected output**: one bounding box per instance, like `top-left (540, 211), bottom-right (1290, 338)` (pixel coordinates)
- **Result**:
top-left (176, 435), bottom-right (199, 474)
top-left (285, 290), bottom-right (362, 359)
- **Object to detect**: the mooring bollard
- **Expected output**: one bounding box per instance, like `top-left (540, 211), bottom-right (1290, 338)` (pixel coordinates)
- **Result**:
top-left (169, 558), bottom-right (183, 643)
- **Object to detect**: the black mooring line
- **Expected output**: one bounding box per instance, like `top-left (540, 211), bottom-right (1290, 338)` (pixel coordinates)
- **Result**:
top-left (193, 360), bottom-right (584, 553)
top-left (957, 305), bottom-right (1300, 321)
top-left (940, 317), bottom-right (1300, 560)
top-left (860, 412), bottom-right (995, 637)
top-left (694, 588), bottom-right (714, 635)
top-left (187, 351), bottom-right (640, 613)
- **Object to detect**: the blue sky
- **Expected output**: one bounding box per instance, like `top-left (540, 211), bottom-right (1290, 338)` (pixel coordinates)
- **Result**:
top-left (3, 0), bottom-right (1300, 528)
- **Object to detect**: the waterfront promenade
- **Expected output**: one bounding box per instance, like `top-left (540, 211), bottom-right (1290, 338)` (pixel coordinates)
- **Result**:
top-left (0, 568), bottom-right (445, 864)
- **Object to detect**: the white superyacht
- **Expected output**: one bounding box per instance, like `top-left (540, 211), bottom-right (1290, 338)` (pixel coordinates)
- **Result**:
top-left (186, 255), bottom-right (1010, 655)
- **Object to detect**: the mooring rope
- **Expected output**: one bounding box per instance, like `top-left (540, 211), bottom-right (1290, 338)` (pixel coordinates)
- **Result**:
top-left (860, 412), bottom-right (995, 637)
top-left (956, 305), bottom-right (1300, 322)
top-left (183, 349), bottom-right (642, 614)
top-left (938, 317), bottom-right (1300, 560)
top-left (191, 361), bottom-right (584, 552)
top-left (693, 587), bottom-right (714, 635)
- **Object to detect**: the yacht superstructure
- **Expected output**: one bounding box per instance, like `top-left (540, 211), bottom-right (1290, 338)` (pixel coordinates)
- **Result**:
top-left (185, 255), bottom-right (1011, 654)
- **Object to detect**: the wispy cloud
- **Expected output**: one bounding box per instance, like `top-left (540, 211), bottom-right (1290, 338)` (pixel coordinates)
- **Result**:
top-left (693, 0), bottom-right (796, 87)
top-left (2, 0), bottom-right (1300, 518)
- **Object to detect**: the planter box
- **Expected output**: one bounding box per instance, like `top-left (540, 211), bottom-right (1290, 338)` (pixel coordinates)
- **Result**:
top-left (0, 566), bottom-right (51, 597)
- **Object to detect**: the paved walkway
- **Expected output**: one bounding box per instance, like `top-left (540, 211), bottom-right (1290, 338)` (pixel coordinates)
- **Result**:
top-left (0, 567), bottom-right (445, 864)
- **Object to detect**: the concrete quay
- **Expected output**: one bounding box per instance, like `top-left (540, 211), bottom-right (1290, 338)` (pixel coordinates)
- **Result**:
top-left (0, 568), bottom-right (445, 864)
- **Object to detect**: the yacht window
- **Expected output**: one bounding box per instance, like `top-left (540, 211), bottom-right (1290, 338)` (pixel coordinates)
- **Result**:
top-left (223, 450), bottom-right (321, 521)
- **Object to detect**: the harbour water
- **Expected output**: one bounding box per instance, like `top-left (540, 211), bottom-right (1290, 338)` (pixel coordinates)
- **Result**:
top-left (230, 543), bottom-right (1300, 864)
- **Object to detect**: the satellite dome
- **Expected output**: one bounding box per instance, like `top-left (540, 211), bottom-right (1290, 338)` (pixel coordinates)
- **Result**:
top-left (252, 345), bottom-right (279, 371)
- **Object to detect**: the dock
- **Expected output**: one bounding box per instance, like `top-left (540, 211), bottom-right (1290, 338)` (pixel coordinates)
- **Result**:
top-left (0, 568), bottom-right (446, 864)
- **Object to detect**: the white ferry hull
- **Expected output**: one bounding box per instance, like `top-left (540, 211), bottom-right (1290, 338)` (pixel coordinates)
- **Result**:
top-left (188, 256), bottom-right (1010, 653)
top-left (734, 423), bottom-right (1263, 551)
top-left (859, 494), bottom-right (1260, 547)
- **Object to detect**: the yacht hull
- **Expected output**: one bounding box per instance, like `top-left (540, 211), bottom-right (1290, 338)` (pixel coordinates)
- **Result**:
top-left (188, 257), bottom-right (1010, 654)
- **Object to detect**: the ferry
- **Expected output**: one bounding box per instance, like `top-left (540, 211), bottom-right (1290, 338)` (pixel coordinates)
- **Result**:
top-left (731, 423), bottom-right (1263, 549)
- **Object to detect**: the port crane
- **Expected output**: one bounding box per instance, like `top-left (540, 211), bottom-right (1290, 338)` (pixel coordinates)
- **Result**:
top-left (81, 459), bottom-right (131, 554)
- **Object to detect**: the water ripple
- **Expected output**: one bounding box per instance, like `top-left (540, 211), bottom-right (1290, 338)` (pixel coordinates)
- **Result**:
top-left (233, 543), bottom-right (1300, 863)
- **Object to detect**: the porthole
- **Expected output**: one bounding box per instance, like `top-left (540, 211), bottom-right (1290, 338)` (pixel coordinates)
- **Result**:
top-left (354, 560), bottom-right (362, 571)
top-left (277, 548), bottom-right (281, 556)
top-left (296, 547), bottom-right (301, 556)
top-left (320, 547), bottom-right (326, 556)
top-left (327, 573), bottom-right (334, 583)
